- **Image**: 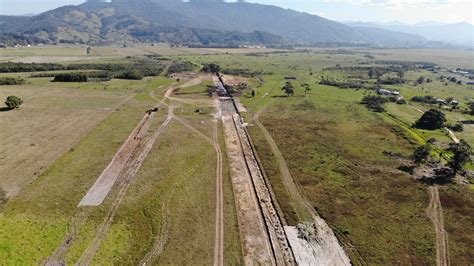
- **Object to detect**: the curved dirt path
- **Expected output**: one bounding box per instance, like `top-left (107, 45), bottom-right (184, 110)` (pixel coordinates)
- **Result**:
top-left (141, 75), bottom-right (225, 265)
top-left (173, 115), bottom-right (224, 266)
top-left (164, 77), bottom-right (224, 266)
top-left (426, 186), bottom-right (449, 266)
top-left (254, 115), bottom-right (352, 265)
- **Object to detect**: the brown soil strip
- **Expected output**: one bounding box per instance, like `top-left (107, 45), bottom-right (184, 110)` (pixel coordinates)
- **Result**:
top-left (78, 112), bottom-right (153, 207)
top-left (426, 186), bottom-right (450, 266)
top-left (221, 114), bottom-right (276, 265)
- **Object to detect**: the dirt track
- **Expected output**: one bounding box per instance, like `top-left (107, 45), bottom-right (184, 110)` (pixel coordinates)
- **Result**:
top-left (427, 186), bottom-right (449, 266)
top-left (78, 77), bottom-right (211, 263)
top-left (140, 75), bottom-right (225, 265)
top-left (78, 107), bottom-right (174, 265)
top-left (78, 112), bottom-right (154, 207)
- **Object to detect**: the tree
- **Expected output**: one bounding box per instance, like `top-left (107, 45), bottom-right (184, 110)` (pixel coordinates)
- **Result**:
top-left (361, 95), bottom-right (387, 112)
top-left (302, 83), bottom-right (311, 96)
top-left (447, 140), bottom-right (472, 176)
top-left (413, 145), bottom-right (431, 164)
top-left (417, 76), bottom-right (425, 84)
top-left (397, 69), bottom-right (405, 80)
top-left (368, 68), bottom-right (375, 79)
top-left (5, 96), bottom-right (23, 109)
top-left (468, 101), bottom-right (474, 115)
top-left (281, 81), bottom-right (294, 97)
top-left (202, 63), bottom-right (221, 73)
top-left (414, 109), bottom-right (446, 130)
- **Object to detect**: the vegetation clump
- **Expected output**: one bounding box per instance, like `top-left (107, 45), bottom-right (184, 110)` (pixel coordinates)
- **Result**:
top-left (5, 95), bottom-right (23, 109)
top-left (0, 77), bottom-right (26, 85)
top-left (361, 95), bottom-right (387, 112)
top-left (447, 140), bottom-right (472, 176)
top-left (281, 81), bottom-right (295, 97)
top-left (167, 61), bottom-right (195, 74)
top-left (448, 123), bottom-right (464, 132)
top-left (412, 145), bottom-right (431, 164)
top-left (53, 73), bottom-right (88, 82)
top-left (202, 63), bottom-right (221, 73)
top-left (414, 109), bottom-right (446, 130)
top-left (468, 102), bottom-right (474, 115)
top-left (115, 70), bottom-right (144, 80)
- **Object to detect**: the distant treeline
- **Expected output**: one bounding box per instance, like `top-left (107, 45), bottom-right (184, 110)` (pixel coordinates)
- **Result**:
top-left (221, 68), bottom-right (263, 77)
top-left (31, 71), bottom-right (110, 79)
top-left (0, 60), bottom-right (167, 76)
top-left (319, 79), bottom-right (381, 90)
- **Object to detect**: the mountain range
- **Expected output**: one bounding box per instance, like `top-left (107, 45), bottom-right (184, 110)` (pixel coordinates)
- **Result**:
top-left (0, 0), bottom-right (429, 46)
top-left (345, 21), bottom-right (474, 47)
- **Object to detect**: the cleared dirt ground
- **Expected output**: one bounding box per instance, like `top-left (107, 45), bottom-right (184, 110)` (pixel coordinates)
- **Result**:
top-left (0, 86), bottom-right (131, 197)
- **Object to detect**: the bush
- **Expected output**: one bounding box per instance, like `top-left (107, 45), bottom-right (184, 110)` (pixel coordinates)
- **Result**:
top-left (0, 77), bottom-right (26, 85)
top-left (413, 145), bottom-right (431, 164)
top-left (414, 109), bottom-right (446, 130)
top-left (396, 99), bottom-right (407, 105)
top-left (411, 95), bottom-right (437, 104)
top-left (115, 70), bottom-right (144, 80)
top-left (5, 95), bottom-right (23, 109)
top-left (167, 61), bottom-right (195, 74)
top-left (53, 73), bottom-right (88, 82)
top-left (202, 63), bottom-right (221, 73)
top-left (361, 95), bottom-right (388, 112)
top-left (449, 123), bottom-right (464, 132)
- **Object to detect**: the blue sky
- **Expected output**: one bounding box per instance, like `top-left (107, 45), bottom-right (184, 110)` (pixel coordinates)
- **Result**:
top-left (0, 0), bottom-right (473, 24)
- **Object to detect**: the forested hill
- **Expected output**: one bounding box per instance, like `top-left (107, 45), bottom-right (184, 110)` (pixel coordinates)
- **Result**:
top-left (0, 0), bottom-right (425, 46)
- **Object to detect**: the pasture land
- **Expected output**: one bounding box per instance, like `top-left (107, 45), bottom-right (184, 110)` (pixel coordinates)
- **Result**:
top-left (0, 45), bottom-right (472, 264)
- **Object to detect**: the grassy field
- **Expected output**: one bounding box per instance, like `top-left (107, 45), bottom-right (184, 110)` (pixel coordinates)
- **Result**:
top-left (0, 45), bottom-right (472, 264)
top-left (0, 74), bottom-right (173, 263)
top-left (178, 48), bottom-right (473, 263)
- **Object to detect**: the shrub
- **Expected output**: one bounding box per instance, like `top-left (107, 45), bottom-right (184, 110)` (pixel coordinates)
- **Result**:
top-left (411, 95), bottom-right (437, 104)
top-left (53, 73), bottom-right (88, 82)
top-left (115, 70), bottom-right (144, 80)
top-left (413, 145), bottom-right (431, 164)
top-left (396, 99), bottom-right (407, 105)
top-left (167, 61), bottom-right (195, 74)
top-left (202, 63), bottom-right (221, 73)
top-left (449, 123), bottom-right (464, 132)
top-left (5, 95), bottom-right (23, 109)
top-left (0, 77), bottom-right (26, 85)
top-left (361, 95), bottom-right (387, 112)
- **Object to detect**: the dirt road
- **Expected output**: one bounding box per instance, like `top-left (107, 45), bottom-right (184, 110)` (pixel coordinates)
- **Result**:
top-left (426, 186), bottom-right (450, 266)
